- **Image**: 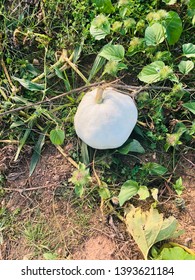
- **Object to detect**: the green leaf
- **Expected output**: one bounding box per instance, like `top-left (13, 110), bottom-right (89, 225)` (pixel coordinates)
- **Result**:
top-left (152, 51), bottom-right (172, 62)
top-left (92, 0), bottom-right (115, 14)
top-left (103, 61), bottom-right (127, 76)
top-left (99, 44), bottom-right (125, 62)
top-left (90, 14), bottom-right (110, 40)
top-left (118, 139), bottom-right (145, 154)
top-left (54, 67), bottom-right (65, 80)
top-left (125, 206), bottom-right (182, 260)
top-left (162, 0), bottom-right (177, 5)
top-left (75, 185), bottom-right (84, 197)
top-left (178, 60), bottom-right (194, 74)
top-left (163, 11), bottom-right (183, 45)
top-left (137, 186), bottom-right (150, 200)
top-left (14, 128), bottom-right (32, 162)
top-left (43, 253), bottom-right (58, 260)
top-left (142, 162), bottom-right (168, 176)
top-left (138, 61), bottom-right (164, 83)
top-left (119, 5), bottom-right (131, 19)
top-left (50, 129), bottom-right (65, 145)
top-left (155, 216), bottom-right (182, 242)
top-left (81, 141), bottom-right (90, 165)
top-left (165, 122), bottom-right (187, 151)
top-left (182, 43), bottom-right (195, 58)
top-left (10, 121), bottom-right (24, 129)
top-left (183, 102), bottom-right (195, 114)
top-left (118, 180), bottom-right (139, 206)
top-left (98, 183), bottom-right (111, 200)
top-left (29, 126), bottom-right (48, 177)
top-left (138, 61), bottom-right (174, 84)
top-left (112, 21), bottom-right (123, 32)
top-left (192, 15), bottom-right (195, 26)
top-left (145, 23), bottom-right (166, 46)
top-left (11, 95), bottom-right (33, 106)
top-left (157, 246), bottom-right (195, 260)
top-left (127, 37), bottom-right (145, 57)
top-left (173, 177), bottom-right (185, 196)
top-left (12, 76), bottom-right (45, 91)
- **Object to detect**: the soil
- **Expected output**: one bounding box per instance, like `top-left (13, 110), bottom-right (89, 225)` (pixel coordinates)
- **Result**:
top-left (0, 144), bottom-right (194, 260)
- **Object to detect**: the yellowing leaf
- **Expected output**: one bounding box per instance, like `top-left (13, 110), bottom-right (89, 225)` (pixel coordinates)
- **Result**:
top-left (125, 206), bottom-right (182, 259)
top-left (126, 207), bottom-right (163, 259)
top-left (137, 186), bottom-right (150, 200)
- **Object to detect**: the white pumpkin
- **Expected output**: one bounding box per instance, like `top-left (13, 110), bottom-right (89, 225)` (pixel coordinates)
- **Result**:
top-left (74, 87), bottom-right (138, 149)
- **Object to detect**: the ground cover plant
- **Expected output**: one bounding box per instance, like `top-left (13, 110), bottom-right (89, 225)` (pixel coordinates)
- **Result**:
top-left (0, 0), bottom-right (195, 260)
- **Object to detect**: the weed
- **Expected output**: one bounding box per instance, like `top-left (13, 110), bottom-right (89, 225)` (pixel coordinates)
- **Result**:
top-left (0, 0), bottom-right (194, 260)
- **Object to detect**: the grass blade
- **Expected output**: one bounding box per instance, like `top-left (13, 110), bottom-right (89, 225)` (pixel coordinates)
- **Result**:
top-left (29, 126), bottom-right (49, 177)
top-left (81, 141), bottom-right (90, 165)
top-left (14, 121), bottom-right (34, 161)
top-left (88, 55), bottom-right (106, 82)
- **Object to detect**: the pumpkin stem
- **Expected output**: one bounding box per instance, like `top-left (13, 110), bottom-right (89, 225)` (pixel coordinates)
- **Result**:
top-left (95, 86), bottom-right (104, 104)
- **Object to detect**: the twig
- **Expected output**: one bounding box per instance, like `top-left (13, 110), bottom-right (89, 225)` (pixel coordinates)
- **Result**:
top-left (63, 56), bottom-right (89, 85)
top-left (55, 145), bottom-right (78, 169)
top-left (0, 140), bottom-right (19, 144)
top-left (92, 150), bottom-right (102, 187)
top-left (1, 82), bottom-right (194, 118)
top-left (0, 81), bottom-right (106, 117)
top-left (3, 185), bottom-right (49, 192)
top-left (31, 49), bottom-right (74, 83)
top-left (181, 154), bottom-right (195, 167)
top-left (1, 58), bottom-right (18, 93)
top-left (113, 84), bottom-right (195, 93)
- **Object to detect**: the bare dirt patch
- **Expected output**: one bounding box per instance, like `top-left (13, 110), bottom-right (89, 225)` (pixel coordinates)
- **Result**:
top-left (0, 144), bottom-right (194, 260)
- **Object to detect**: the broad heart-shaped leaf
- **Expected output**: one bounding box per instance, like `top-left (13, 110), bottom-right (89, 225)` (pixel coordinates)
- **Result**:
top-left (178, 60), bottom-right (194, 75)
top-left (12, 76), bottom-right (45, 91)
top-left (126, 207), bottom-right (163, 260)
top-left (50, 129), bottom-right (65, 145)
top-left (92, 0), bottom-right (115, 14)
top-left (125, 206), bottom-right (182, 260)
top-left (118, 139), bottom-right (145, 154)
top-left (90, 14), bottom-right (110, 40)
top-left (99, 44), bottom-right (125, 62)
top-left (118, 180), bottom-right (139, 206)
top-left (163, 11), bottom-right (182, 45)
top-left (183, 102), bottom-right (195, 115)
top-left (145, 23), bottom-right (166, 46)
top-left (138, 61), bottom-right (165, 84)
top-left (182, 43), bottom-right (195, 58)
